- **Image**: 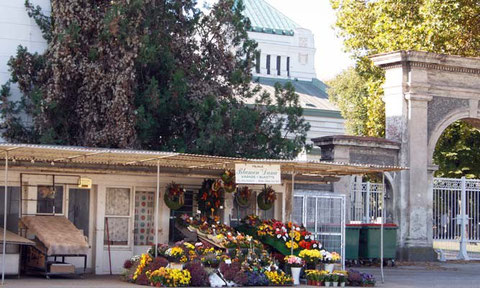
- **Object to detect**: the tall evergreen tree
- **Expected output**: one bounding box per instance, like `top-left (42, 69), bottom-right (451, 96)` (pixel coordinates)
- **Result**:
top-left (1, 0), bottom-right (309, 159)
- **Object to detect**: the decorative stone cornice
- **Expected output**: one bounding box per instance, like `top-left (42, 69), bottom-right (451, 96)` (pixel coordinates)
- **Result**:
top-left (405, 94), bottom-right (433, 102)
top-left (371, 50), bottom-right (480, 75)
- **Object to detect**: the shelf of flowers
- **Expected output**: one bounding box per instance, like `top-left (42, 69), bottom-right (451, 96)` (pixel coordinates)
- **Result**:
top-left (122, 214), bottom-right (375, 287)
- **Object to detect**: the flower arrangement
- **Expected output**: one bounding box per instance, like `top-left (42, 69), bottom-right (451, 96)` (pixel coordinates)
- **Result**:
top-left (333, 270), bottom-right (348, 284)
top-left (265, 270), bottom-right (293, 285)
top-left (184, 262), bottom-right (210, 287)
top-left (257, 186), bottom-right (277, 210)
top-left (235, 186), bottom-right (252, 207)
top-left (133, 253), bottom-right (152, 281)
top-left (164, 182), bottom-right (185, 210)
top-left (284, 255), bottom-right (304, 267)
top-left (305, 270), bottom-right (328, 285)
top-left (146, 267), bottom-right (191, 287)
top-left (165, 246), bottom-right (186, 263)
top-left (322, 251), bottom-right (341, 264)
top-left (243, 214), bottom-right (261, 227)
top-left (197, 179), bottom-right (223, 218)
top-left (221, 170), bottom-right (236, 193)
top-left (299, 249), bottom-right (323, 265)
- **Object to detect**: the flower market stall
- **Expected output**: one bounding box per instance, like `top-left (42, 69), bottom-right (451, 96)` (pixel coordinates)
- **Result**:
top-left (0, 143), bottom-right (405, 285)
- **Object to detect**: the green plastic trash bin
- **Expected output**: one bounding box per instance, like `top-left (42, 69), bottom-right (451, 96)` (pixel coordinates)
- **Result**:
top-left (345, 224), bottom-right (361, 260)
top-left (359, 223), bottom-right (397, 259)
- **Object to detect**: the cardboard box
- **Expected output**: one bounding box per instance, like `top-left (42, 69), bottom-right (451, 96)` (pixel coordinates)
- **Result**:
top-left (49, 263), bottom-right (75, 274)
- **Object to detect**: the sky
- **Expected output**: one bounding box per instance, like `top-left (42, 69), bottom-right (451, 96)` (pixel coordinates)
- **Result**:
top-left (199, 0), bottom-right (355, 81)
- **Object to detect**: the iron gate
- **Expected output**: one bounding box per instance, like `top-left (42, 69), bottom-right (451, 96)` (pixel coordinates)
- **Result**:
top-left (433, 177), bottom-right (480, 260)
top-left (350, 181), bottom-right (383, 223)
top-left (293, 193), bottom-right (345, 268)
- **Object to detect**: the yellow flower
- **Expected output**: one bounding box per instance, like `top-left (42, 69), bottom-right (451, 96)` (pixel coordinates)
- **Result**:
top-left (133, 253), bottom-right (152, 281)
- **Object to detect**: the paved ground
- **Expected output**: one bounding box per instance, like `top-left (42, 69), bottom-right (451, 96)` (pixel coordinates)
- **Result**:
top-left (2, 262), bottom-right (480, 287)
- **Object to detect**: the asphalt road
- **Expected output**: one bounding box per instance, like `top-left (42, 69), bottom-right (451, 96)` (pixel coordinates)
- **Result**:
top-left (2, 262), bottom-right (480, 287)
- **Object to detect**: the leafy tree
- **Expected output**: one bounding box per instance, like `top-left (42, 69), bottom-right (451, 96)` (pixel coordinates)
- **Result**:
top-left (1, 0), bottom-right (309, 159)
top-left (330, 0), bottom-right (480, 176)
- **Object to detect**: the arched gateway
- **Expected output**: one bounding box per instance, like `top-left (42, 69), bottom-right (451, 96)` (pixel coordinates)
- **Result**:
top-left (370, 51), bottom-right (480, 260)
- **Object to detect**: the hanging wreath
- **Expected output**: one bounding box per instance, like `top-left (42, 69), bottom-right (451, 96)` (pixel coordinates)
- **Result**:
top-left (197, 179), bottom-right (223, 218)
top-left (164, 182), bottom-right (185, 210)
top-left (221, 170), bottom-right (236, 193)
top-left (257, 186), bottom-right (276, 211)
top-left (235, 186), bottom-right (252, 208)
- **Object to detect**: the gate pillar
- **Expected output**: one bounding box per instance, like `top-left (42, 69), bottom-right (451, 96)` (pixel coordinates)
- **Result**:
top-left (370, 50), bottom-right (480, 260)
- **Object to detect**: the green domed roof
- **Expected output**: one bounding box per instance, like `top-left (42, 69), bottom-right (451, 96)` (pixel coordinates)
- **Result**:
top-left (242, 0), bottom-right (298, 36)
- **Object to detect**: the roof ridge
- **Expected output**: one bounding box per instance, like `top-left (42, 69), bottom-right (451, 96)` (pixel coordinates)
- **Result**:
top-left (242, 0), bottom-right (299, 36)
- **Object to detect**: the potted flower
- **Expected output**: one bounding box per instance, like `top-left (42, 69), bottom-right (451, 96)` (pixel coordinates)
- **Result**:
top-left (305, 270), bottom-right (315, 285)
top-left (299, 249), bottom-right (323, 269)
top-left (332, 270), bottom-right (348, 288)
top-left (362, 272), bottom-right (376, 287)
top-left (284, 255), bottom-right (304, 285)
top-left (165, 246), bottom-right (186, 269)
top-left (322, 251), bottom-right (340, 273)
top-left (164, 182), bottom-right (185, 210)
top-left (257, 186), bottom-right (276, 210)
top-left (324, 273), bottom-right (332, 287)
top-left (331, 273), bottom-right (340, 287)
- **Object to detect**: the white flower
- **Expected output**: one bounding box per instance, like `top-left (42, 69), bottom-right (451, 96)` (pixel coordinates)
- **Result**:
top-left (282, 236), bottom-right (287, 241)
top-left (195, 242), bottom-right (203, 247)
top-left (277, 234), bottom-right (281, 239)
top-left (305, 235), bottom-right (310, 240)
top-left (225, 259), bottom-right (232, 265)
top-left (296, 227), bottom-right (300, 231)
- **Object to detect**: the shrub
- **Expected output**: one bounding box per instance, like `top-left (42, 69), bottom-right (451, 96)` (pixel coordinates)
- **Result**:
top-left (146, 256), bottom-right (169, 271)
top-left (184, 261), bottom-right (210, 287)
top-left (219, 261), bottom-right (241, 282)
top-left (233, 271), bottom-right (248, 286)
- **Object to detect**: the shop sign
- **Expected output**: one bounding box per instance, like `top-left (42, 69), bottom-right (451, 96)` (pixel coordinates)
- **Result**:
top-left (235, 164), bottom-right (281, 184)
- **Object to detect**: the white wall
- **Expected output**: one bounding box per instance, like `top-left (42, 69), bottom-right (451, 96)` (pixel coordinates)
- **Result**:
top-left (249, 27), bottom-right (316, 81)
top-left (0, 0), bottom-right (49, 97)
top-left (0, 168), bottom-right (288, 274)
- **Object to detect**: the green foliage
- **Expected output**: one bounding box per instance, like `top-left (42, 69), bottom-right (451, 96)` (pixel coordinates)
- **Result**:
top-left (330, 0), bottom-right (480, 176)
top-left (433, 121), bottom-right (480, 179)
top-left (2, 0), bottom-right (309, 159)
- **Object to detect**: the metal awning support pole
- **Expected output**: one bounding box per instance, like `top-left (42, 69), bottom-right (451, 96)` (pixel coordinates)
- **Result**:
top-left (380, 173), bottom-right (385, 283)
top-left (290, 171), bottom-right (295, 256)
top-left (2, 152), bottom-right (8, 285)
top-left (154, 161), bottom-right (160, 258)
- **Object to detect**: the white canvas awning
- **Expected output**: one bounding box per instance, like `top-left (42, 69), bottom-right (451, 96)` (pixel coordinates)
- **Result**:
top-left (0, 143), bottom-right (405, 176)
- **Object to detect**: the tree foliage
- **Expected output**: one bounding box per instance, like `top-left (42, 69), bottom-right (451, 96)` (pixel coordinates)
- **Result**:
top-left (1, 0), bottom-right (309, 159)
top-left (330, 0), bottom-right (480, 176)
top-left (434, 121), bottom-right (480, 179)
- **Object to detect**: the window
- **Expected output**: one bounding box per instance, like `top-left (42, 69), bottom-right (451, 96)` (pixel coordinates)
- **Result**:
top-left (276, 56), bottom-right (281, 76)
top-left (293, 196), bottom-right (303, 225)
top-left (134, 191), bottom-right (154, 246)
top-left (287, 57), bottom-right (290, 77)
top-left (104, 187), bottom-right (131, 246)
top-left (231, 190), bottom-right (257, 226)
top-left (37, 185), bottom-right (64, 214)
top-left (0, 187), bottom-right (20, 233)
top-left (68, 188), bottom-right (90, 237)
top-left (266, 55), bottom-right (271, 75)
top-left (255, 52), bottom-right (261, 74)
top-left (299, 53), bottom-right (308, 65)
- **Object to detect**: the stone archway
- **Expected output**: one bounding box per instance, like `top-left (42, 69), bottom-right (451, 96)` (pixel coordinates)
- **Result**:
top-left (371, 51), bottom-right (480, 261)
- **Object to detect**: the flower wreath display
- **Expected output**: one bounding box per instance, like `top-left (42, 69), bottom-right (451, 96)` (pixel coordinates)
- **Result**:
top-left (257, 186), bottom-right (276, 210)
top-left (235, 186), bottom-right (252, 208)
top-left (221, 170), bottom-right (236, 193)
top-left (164, 182), bottom-right (185, 210)
top-left (197, 179), bottom-right (223, 218)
